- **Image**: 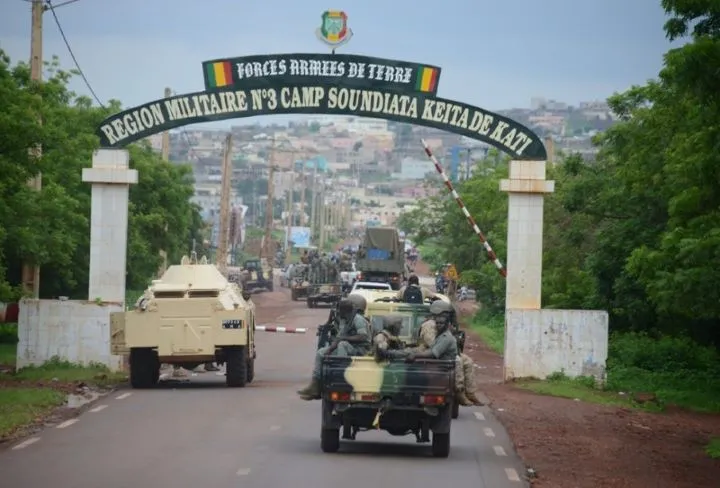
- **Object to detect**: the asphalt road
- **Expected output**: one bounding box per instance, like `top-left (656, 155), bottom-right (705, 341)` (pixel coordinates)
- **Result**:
top-left (0, 288), bottom-right (528, 488)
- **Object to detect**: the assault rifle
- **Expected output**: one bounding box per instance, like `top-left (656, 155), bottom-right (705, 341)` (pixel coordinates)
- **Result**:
top-left (316, 303), bottom-right (339, 349)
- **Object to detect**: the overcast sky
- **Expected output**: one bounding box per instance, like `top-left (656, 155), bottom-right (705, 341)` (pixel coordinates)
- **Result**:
top-left (0, 0), bottom-right (680, 128)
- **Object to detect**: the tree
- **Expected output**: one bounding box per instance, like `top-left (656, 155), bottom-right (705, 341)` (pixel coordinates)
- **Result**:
top-left (0, 51), bottom-right (203, 301)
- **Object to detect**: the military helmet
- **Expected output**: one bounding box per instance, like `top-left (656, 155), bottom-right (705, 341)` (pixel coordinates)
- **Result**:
top-left (429, 300), bottom-right (453, 315)
top-left (383, 315), bottom-right (404, 334)
top-left (346, 293), bottom-right (367, 312)
top-left (337, 298), bottom-right (354, 314)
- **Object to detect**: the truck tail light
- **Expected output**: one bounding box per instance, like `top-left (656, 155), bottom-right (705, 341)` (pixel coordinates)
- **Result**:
top-left (420, 394), bottom-right (445, 405)
top-left (329, 391), bottom-right (351, 402)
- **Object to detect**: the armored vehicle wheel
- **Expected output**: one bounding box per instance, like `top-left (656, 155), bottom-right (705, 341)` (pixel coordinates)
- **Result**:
top-left (291, 289), bottom-right (297, 301)
top-left (451, 400), bottom-right (459, 419)
top-left (431, 432), bottom-right (450, 458)
top-left (129, 348), bottom-right (160, 389)
top-left (225, 346), bottom-right (248, 387)
top-left (246, 357), bottom-right (255, 383)
top-left (321, 428), bottom-right (340, 453)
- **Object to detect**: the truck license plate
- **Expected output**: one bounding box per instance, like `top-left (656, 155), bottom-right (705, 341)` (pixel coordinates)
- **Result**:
top-left (222, 319), bottom-right (243, 329)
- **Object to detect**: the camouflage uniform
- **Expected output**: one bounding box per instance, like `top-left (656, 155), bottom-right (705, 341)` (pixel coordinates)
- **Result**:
top-left (415, 318), bottom-right (479, 406)
top-left (372, 316), bottom-right (404, 358)
top-left (299, 312), bottom-right (371, 400)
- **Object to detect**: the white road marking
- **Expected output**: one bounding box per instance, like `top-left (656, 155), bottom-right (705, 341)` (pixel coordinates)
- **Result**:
top-left (493, 445), bottom-right (507, 456)
top-left (505, 468), bottom-right (521, 482)
top-left (12, 437), bottom-right (40, 450)
top-left (89, 404), bottom-right (108, 413)
top-left (116, 392), bottom-right (132, 400)
top-left (483, 427), bottom-right (495, 437)
top-left (473, 411), bottom-right (485, 421)
top-left (269, 425), bottom-right (281, 431)
top-left (56, 418), bottom-right (79, 429)
top-left (236, 468), bottom-right (251, 476)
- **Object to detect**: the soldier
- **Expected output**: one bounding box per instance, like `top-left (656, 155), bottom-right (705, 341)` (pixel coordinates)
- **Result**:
top-left (396, 275), bottom-right (436, 303)
top-left (372, 315), bottom-right (405, 360)
top-left (385, 300), bottom-right (483, 406)
top-left (297, 296), bottom-right (371, 400)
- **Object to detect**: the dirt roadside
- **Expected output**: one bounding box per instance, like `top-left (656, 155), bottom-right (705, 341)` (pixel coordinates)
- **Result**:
top-left (456, 301), bottom-right (720, 488)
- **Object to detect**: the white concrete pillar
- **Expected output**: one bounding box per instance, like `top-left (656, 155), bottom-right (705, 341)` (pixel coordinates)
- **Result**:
top-left (499, 160), bottom-right (555, 310)
top-left (81, 149), bottom-right (138, 304)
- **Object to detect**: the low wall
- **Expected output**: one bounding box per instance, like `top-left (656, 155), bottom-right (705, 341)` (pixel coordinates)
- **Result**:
top-left (17, 299), bottom-right (124, 371)
top-left (504, 308), bottom-right (609, 382)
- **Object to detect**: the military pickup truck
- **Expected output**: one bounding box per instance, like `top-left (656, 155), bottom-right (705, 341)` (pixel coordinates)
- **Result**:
top-left (241, 258), bottom-right (274, 293)
top-left (318, 297), bottom-right (456, 457)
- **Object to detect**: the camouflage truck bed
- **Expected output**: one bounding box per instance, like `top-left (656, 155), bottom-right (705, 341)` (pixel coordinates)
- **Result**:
top-left (319, 355), bottom-right (455, 457)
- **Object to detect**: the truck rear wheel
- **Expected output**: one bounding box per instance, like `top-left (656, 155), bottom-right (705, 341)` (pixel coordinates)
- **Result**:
top-left (225, 346), bottom-right (248, 387)
top-left (129, 348), bottom-right (160, 389)
top-left (431, 432), bottom-right (450, 458)
top-left (451, 400), bottom-right (459, 419)
top-left (321, 428), bottom-right (340, 453)
top-left (291, 289), bottom-right (297, 301)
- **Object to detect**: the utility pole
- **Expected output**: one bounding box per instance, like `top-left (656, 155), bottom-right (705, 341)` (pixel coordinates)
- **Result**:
top-left (285, 171), bottom-right (294, 263)
top-left (216, 134), bottom-right (233, 276)
top-left (157, 87), bottom-right (172, 275)
top-left (161, 87), bottom-right (171, 160)
top-left (309, 161), bottom-right (319, 244)
top-left (21, 0), bottom-right (45, 297)
top-left (262, 138), bottom-right (276, 260)
top-left (319, 180), bottom-right (327, 250)
top-left (298, 158), bottom-right (306, 226)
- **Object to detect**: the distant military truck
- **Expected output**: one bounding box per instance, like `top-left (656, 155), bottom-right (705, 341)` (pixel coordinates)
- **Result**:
top-left (241, 258), bottom-right (274, 292)
top-left (111, 255), bottom-right (256, 388)
top-left (319, 298), bottom-right (456, 457)
top-left (290, 263), bottom-right (310, 301)
top-left (356, 227), bottom-right (406, 290)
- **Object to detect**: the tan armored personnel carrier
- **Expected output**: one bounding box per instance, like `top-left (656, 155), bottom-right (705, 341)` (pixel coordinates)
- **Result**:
top-left (111, 255), bottom-right (256, 389)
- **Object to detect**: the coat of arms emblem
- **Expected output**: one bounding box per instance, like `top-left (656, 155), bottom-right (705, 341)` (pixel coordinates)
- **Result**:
top-left (316, 10), bottom-right (353, 51)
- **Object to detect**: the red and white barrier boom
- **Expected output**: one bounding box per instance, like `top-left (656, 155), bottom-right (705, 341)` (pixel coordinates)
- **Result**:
top-left (255, 325), bottom-right (307, 334)
top-left (420, 139), bottom-right (507, 279)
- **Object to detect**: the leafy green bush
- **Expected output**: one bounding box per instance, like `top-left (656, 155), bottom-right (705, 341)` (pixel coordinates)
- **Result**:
top-left (0, 323), bottom-right (18, 344)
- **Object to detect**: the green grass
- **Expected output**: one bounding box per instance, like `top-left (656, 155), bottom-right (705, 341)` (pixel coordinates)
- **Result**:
top-left (705, 438), bottom-right (720, 459)
top-left (0, 343), bottom-right (16, 366)
top-left (11, 356), bottom-right (126, 386)
top-left (0, 387), bottom-right (66, 438)
top-left (469, 311), bottom-right (504, 354)
top-left (467, 311), bottom-right (720, 413)
top-left (517, 372), bottom-right (640, 409)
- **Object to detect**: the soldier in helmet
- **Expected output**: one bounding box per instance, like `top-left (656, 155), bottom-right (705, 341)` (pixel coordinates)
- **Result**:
top-left (383, 300), bottom-right (484, 407)
top-left (297, 294), bottom-right (371, 400)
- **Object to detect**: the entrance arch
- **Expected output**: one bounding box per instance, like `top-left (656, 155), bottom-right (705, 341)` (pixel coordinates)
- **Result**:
top-left (87, 52), bottom-right (595, 383)
top-left (96, 53), bottom-right (547, 161)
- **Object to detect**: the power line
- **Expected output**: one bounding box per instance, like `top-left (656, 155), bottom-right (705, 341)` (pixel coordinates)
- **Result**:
top-left (46, 0), bottom-right (105, 108)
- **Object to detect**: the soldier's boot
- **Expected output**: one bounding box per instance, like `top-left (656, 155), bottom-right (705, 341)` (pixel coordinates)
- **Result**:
top-left (456, 390), bottom-right (473, 406)
top-left (297, 378), bottom-right (321, 400)
top-left (463, 361), bottom-right (485, 406)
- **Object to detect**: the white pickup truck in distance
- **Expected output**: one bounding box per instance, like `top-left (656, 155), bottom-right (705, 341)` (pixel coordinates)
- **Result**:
top-left (351, 281), bottom-right (392, 293)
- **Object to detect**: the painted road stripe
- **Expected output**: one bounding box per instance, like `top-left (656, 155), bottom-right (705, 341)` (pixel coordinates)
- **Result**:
top-left (505, 468), bottom-right (521, 482)
top-left (483, 427), bottom-right (495, 437)
top-left (236, 468), bottom-right (251, 476)
top-left (493, 445), bottom-right (507, 456)
top-left (89, 404), bottom-right (108, 413)
top-left (116, 392), bottom-right (132, 400)
top-left (12, 437), bottom-right (40, 450)
top-left (473, 411), bottom-right (485, 421)
top-left (56, 419), bottom-right (78, 429)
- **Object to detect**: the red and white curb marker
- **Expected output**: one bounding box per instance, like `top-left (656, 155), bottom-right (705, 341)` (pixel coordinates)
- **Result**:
top-left (420, 139), bottom-right (507, 278)
top-left (255, 325), bottom-right (307, 334)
